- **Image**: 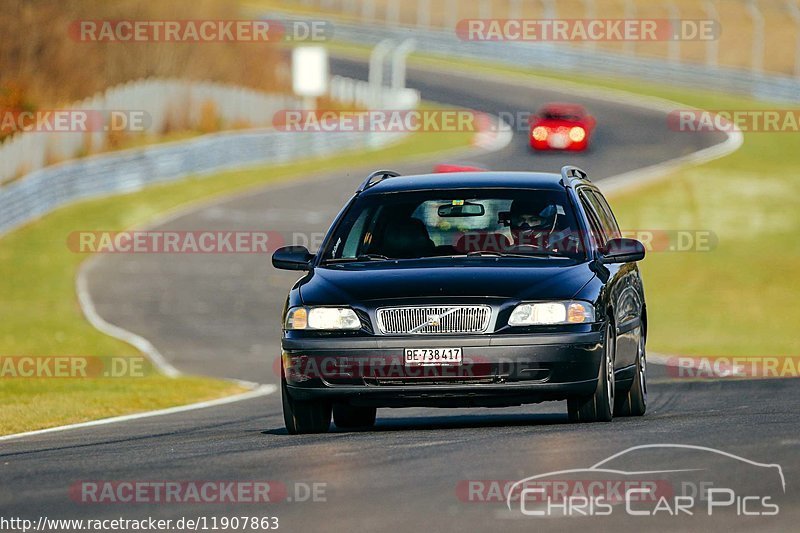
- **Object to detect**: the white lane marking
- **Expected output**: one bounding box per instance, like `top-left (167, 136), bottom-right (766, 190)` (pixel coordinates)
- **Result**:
top-left (0, 384), bottom-right (276, 443)
top-left (76, 256), bottom-right (182, 378)
top-left (598, 125), bottom-right (743, 195)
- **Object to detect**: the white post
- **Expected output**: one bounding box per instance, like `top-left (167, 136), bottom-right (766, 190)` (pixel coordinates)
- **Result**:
top-left (582, 0), bottom-right (597, 50)
top-left (704, 0), bottom-right (719, 67)
top-left (391, 38), bottom-right (417, 89)
top-left (786, 0), bottom-right (800, 77)
top-left (746, 0), bottom-right (764, 74)
top-left (623, 0), bottom-right (636, 56)
top-left (369, 39), bottom-right (395, 107)
top-left (668, 2), bottom-right (680, 63)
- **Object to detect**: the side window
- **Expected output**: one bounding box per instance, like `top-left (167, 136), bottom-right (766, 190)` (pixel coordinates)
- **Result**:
top-left (578, 191), bottom-right (607, 247)
top-left (589, 191), bottom-right (621, 239)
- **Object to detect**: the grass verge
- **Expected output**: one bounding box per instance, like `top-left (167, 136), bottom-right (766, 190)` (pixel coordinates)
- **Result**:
top-left (0, 124), bottom-right (474, 435)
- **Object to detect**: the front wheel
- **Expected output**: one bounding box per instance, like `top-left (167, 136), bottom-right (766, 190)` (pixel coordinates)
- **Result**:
top-left (282, 379), bottom-right (331, 434)
top-left (568, 322), bottom-right (615, 423)
top-left (614, 329), bottom-right (647, 417)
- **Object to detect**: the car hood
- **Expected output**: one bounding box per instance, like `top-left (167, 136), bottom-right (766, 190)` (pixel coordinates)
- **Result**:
top-left (298, 261), bottom-right (596, 304)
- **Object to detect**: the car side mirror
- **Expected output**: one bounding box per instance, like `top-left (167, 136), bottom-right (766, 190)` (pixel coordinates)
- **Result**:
top-left (600, 238), bottom-right (645, 263)
top-left (272, 246), bottom-right (314, 271)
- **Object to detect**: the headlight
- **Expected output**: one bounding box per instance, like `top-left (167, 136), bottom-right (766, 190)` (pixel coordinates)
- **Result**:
top-left (285, 307), bottom-right (361, 330)
top-left (508, 301), bottom-right (595, 326)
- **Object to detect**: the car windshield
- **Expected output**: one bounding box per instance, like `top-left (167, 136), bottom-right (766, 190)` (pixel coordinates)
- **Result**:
top-left (322, 189), bottom-right (585, 262)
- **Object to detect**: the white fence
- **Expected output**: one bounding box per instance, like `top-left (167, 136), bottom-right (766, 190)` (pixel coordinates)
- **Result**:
top-left (280, 0), bottom-right (800, 102)
top-left (0, 76), bottom-right (417, 236)
top-left (0, 79), bottom-right (302, 185)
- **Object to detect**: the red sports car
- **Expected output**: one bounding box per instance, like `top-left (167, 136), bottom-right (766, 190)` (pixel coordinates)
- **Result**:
top-left (433, 162), bottom-right (488, 173)
top-left (529, 103), bottom-right (596, 151)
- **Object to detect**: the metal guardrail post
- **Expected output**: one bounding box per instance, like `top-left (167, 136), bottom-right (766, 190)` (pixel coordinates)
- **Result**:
top-left (509, 0), bottom-right (523, 20)
top-left (582, 0), bottom-right (597, 50)
top-left (445, 0), bottom-right (458, 30)
top-left (786, 0), bottom-right (800, 77)
top-left (417, 0), bottom-right (431, 28)
top-left (668, 2), bottom-right (680, 64)
top-left (361, 0), bottom-right (375, 21)
top-left (747, 0), bottom-right (765, 74)
top-left (623, 0), bottom-right (636, 56)
top-left (386, 0), bottom-right (400, 27)
top-left (541, 0), bottom-right (556, 19)
top-left (479, 0), bottom-right (491, 19)
top-left (704, 1), bottom-right (720, 68)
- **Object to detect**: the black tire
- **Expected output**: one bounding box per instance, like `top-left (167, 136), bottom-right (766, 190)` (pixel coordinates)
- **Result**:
top-left (568, 322), bottom-right (615, 423)
top-left (614, 330), bottom-right (647, 417)
top-left (333, 404), bottom-right (377, 429)
top-left (282, 378), bottom-right (331, 434)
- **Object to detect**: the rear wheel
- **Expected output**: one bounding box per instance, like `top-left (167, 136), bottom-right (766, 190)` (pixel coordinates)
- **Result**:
top-left (614, 330), bottom-right (647, 417)
top-left (333, 404), bottom-right (377, 429)
top-left (282, 379), bottom-right (331, 434)
top-left (568, 322), bottom-right (615, 423)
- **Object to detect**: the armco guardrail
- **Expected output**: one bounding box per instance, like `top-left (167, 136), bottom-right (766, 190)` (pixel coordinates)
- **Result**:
top-left (0, 126), bottom-right (406, 236)
top-left (275, 13), bottom-right (800, 103)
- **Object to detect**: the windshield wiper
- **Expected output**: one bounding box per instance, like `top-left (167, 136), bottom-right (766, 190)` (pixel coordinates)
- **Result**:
top-left (462, 251), bottom-right (569, 259)
top-left (322, 254), bottom-right (391, 264)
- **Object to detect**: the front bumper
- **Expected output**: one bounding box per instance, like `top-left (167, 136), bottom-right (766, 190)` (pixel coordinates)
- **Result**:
top-left (281, 331), bottom-right (604, 408)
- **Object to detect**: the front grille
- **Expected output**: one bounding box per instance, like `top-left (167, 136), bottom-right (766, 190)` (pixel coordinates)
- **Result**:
top-left (376, 305), bottom-right (491, 335)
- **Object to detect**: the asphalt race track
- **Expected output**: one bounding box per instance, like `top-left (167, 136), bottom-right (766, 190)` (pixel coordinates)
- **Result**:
top-left (2, 59), bottom-right (797, 532)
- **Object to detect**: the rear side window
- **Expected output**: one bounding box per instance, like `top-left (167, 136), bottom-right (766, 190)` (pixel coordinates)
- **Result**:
top-left (589, 191), bottom-right (621, 239)
top-left (579, 189), bottom-right (620, 245)
top-left (578, 192), bottom-right (606, 246)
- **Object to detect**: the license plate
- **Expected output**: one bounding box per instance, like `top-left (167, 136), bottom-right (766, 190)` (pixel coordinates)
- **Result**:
top-left (548, 133), bottom-right (569, 149)
top-left (404, 347), bottom-right (462, 367)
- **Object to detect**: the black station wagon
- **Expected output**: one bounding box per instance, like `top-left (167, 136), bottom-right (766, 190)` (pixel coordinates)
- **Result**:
top-left (272, 166), bottom-right (648, 434)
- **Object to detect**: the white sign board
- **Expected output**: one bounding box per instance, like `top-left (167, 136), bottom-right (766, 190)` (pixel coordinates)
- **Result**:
top-left (292, 46), bottom-right (329, 97)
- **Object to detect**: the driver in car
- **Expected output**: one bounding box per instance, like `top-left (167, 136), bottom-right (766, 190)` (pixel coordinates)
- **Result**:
top-left (509, 199), bottom-right (557, 249)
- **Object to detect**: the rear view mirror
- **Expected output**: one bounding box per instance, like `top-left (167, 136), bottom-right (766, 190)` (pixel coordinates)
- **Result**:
top-left (600, 238), bottom-right (646, 263)
top-left (438, 202), bottom-right (485, 217)
top-left (272, 246), bottom-right (314, 271)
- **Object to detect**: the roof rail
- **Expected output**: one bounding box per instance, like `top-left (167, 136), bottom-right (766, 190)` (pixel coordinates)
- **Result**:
top-left (357, 170), bottom-right (401, 193)
top-left (560, 165), bottom-right (589, 187)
